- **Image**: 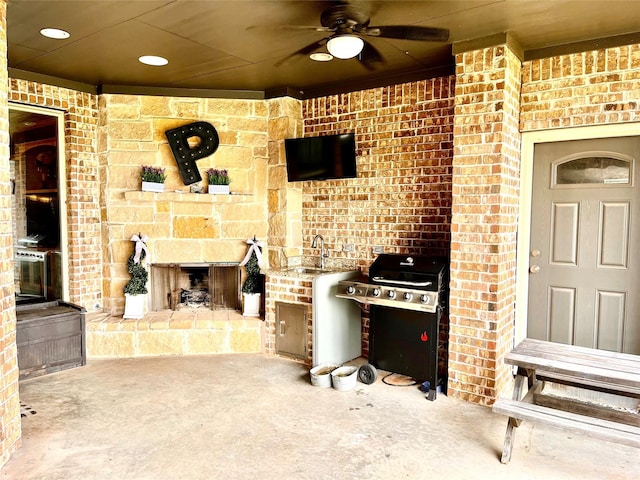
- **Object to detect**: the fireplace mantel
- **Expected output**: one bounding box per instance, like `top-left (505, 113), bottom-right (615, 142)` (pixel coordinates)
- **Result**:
top-left (125, 191), bottom-right (253, 204)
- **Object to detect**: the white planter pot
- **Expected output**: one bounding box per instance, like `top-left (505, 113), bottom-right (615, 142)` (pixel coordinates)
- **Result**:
top-left (123, 293), bottom-right (146, 319)
top-left (242, 292), bottom-right (261, 317)
top-left (208, 184), bottom-right (230, 195)
top-left (142, 181), bottom-right (165, 193)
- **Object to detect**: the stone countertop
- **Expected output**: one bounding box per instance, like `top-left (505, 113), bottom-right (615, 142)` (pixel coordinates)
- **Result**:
top-left (266, 266), bottom-right (357, 279)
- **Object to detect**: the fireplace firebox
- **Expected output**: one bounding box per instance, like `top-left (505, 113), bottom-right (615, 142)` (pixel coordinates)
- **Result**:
top-left (150, 263), bottom-right (240, 311)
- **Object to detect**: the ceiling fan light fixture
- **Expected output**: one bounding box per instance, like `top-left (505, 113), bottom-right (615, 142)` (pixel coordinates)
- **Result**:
top-left (310, 52), bottom-right (333, 62)
top-left (327, 34), bottom-right (364, 59)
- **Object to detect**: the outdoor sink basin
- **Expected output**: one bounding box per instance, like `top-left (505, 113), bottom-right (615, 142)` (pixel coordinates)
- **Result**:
top-left (274, 266), bottom-right (345, 278)
top-left (288, 267), bottom-right (324, 274)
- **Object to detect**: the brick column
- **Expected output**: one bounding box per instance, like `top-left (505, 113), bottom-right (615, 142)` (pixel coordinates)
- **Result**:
top-left (448, 43), bottom-right (522, 404)
top-left (0, 0), bottom-right (22, 467)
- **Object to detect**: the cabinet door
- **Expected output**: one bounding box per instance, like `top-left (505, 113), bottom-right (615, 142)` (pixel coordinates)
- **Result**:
top-left (276, 302), bottom-right (307, 360)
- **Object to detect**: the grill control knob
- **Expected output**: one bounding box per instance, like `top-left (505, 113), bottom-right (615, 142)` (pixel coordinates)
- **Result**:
top-left (372, 288), bottom-right (381, 297)
top-left (420, 294), bottom-right (431, 304)
top-left (387, 290), bottom-right (396, 299)
top-left (346, 285), bottom-right (356, 295)
top-left (403, 292), bottom-right (413, 301)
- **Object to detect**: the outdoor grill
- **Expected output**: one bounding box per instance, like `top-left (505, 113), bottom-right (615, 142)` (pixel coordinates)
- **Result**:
top-left (336, 254), bottom-right (448, 400)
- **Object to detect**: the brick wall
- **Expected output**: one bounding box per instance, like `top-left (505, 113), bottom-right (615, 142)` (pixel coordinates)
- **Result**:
top-left (449, 45), bottom-right (522, 405)
top-left (301, 78), bottom-right (455, 269)
top-left (521, 45), bottom-right (640, 130)
top-left (299, 78), bottom-right (455, 363)
top-left (8, 81), bottom-right (101, 310)
top-left (1, 38), bottom-right (639, 473)
top-left (0, 0), bottom-right (21, 468)
top-left (264, 275), bottom-right (313, 363)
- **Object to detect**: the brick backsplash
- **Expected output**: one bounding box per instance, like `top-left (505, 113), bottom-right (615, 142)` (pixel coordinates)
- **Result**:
top-left (300, 77), bottom-right (455, 272)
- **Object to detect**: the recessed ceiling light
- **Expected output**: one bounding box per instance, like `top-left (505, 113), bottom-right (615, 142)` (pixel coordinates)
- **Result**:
top-left (310, 52), bottom-right (333, 62)
top-left (139, 55), bottom-right (169, 66)
top-left (40, 28), bottom-right (70, 40)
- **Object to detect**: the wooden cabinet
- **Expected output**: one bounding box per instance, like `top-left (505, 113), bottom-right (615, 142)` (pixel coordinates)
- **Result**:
top-left (16, 300), bottom-right (86, 380)
top-left (275, 302), bottom-right (307, 360)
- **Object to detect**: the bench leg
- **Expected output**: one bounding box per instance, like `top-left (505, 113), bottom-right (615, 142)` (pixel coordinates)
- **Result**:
top-left (501, 417), bottom-right (519, 464)
top-left (500, 372), bottom-right (527, 464)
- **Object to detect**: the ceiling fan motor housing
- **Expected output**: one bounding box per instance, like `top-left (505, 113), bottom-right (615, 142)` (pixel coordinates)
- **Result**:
top-left (320, 5), bottom-right (370, 31)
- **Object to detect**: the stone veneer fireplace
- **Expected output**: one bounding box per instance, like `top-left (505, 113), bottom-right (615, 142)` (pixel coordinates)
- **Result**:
top-left (150, 263), bottom-right (240, 311)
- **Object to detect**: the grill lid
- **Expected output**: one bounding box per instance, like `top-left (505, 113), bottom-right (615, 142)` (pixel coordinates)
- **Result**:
top-left (369, 254), bottom-right (447, 287)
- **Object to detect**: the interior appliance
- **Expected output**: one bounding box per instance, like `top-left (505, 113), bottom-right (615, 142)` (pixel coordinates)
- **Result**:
top-left (336, 254), bottom-right (448, 400)
top-left (274, 4), bottom-right (449, 68)
top-left (15, 233), bottom-right (59, 302)
top-left (15, 248), bottom-right (47, 298)
top-left (285, 132), bottom-right (357, 182)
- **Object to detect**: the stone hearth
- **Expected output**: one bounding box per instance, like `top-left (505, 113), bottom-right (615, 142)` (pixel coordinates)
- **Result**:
top-left (86, 310), bottom-right (263, 358)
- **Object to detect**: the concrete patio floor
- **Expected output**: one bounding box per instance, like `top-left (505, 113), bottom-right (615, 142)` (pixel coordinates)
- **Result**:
top-left (2, 354), bottom-right (638, 480)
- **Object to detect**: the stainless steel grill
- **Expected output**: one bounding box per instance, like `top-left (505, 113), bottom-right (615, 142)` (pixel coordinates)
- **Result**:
top-left (336, 255), bottom-right (446, 313)
top-left (336, 254), bottom-right (448, 400)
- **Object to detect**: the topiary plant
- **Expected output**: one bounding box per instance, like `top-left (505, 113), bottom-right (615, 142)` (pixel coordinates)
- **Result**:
top-left (240, 236), bottom-right (263, 295)
top-left (241, 247), bottom-right (262, 294)
top-left (123, 234), bottom-right (149, 295)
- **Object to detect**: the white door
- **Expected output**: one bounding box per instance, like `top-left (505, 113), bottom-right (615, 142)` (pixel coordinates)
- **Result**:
top-left (528, 136), bottom-right (639, 354)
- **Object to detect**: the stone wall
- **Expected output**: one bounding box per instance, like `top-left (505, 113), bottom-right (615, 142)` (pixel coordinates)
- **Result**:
top-left (266, 98), bottom-right (303, 269)
top-left (99, 95), bottom-right (273, 314)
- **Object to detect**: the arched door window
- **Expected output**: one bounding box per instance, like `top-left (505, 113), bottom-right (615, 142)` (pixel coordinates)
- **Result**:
top-left (552, 151), bottom-right (633, 187)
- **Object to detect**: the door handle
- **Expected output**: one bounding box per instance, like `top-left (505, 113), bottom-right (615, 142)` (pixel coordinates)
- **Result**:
top-left (279, 321), bottom-right (286, 335)
top-left (529, 265), bottom-right (540, 274)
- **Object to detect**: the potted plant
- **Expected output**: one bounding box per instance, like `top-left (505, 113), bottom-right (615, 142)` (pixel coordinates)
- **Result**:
top-left (123, 233), bottom-right (149, 319)
top-left (239, 237), bottom-right (264, 317)
top-left (141, 165), bottom-right (166, 192)
top-left (206, 168), bottom-right (230, 194)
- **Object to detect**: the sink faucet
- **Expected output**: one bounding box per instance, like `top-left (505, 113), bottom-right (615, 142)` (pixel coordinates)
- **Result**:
top-left (311, 234), bottom-right (329, 269)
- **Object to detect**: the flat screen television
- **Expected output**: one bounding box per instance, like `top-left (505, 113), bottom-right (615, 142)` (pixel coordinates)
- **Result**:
top-left (285, 133), bottom-right (357, 182)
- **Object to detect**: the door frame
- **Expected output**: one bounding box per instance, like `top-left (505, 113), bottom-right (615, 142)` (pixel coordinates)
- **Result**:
top-left (515, 122), bottom-right (640, 345)
top-left (9, 102), bottom-right (69, 301)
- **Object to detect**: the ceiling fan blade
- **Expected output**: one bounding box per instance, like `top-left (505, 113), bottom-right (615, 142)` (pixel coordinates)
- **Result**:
top-left (247, 24), bottom-right (332, 33)
top-left (358, 40), bottom-right (384, 71)
top-left (275, 38), bottom-right (329, 67)
top-left (363, 25), bottom-right (449, 42)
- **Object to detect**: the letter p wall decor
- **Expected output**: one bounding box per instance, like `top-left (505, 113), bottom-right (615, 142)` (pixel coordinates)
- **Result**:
top-left (165, 121), bottom-right (220, 185)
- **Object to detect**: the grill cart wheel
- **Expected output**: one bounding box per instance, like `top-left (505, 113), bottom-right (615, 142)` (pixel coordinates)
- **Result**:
top-left (358, 364), bottom-right (378, 384)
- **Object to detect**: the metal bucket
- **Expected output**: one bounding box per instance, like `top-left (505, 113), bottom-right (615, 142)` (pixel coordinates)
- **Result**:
top-left (330, 366), bottom-right (358, 391)
top-left (310, 364), bottom-right (338, 388)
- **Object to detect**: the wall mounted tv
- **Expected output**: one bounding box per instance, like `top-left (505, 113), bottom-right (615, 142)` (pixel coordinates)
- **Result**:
top-left (285, 133), bottom-right (357, 182)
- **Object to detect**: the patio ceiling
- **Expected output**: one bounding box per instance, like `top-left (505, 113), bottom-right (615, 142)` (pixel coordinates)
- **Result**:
top-left (6, 1), bottom-right (640, 99)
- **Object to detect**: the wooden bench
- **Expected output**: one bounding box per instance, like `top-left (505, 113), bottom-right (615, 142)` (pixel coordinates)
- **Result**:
top-left (492, 338), bottom-right (640, 463)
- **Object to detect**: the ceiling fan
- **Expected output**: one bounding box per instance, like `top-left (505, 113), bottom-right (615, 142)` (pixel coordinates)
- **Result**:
top-left (274, 3), bottom-right (449, 69)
